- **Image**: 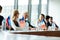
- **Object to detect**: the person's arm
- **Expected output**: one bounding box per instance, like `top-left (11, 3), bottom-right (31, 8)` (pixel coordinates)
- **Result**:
top-left (11, 19), bottom-right (16, 30)
top-left (55, 24), bottom-right (59, 28)
top-left (25, 20), bottom-right (35, 28)
top-left (28, 21), bottom-right (35, 28)
top-left (55, 23), bottom-right (59, 30)
top-left (53, 22), bottom-right (59, 30)
top-left (29, 23), bottom-right (35, 28)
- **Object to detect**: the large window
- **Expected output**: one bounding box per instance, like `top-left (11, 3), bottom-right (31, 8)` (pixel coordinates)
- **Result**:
top-left (48, 0), bottom-right (60, 28)
top-left (31, 0), bottom-right (39, 27)
top-left (0, 0), bottom-right (48, 28)
top-left (0, 0), bottom-right (14, 18)
top-left (18, 0), bottom-right (28, 18)
top-left (41, 0), bottom-right (47, 16)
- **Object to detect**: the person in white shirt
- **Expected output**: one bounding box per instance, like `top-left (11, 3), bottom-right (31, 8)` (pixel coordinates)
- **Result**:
top-left (49, 17), bottom-right (59, 30)
top-left (38, 14), bottom-right (47, 30)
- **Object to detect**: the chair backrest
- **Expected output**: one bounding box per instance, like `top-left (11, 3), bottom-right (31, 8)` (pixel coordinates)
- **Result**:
top-left (6, 16), bottom-right (11, 29)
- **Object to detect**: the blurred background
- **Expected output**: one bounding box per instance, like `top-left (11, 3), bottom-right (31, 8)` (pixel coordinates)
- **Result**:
top-left (0, 0), bottom-right (60, 28)
top-left (0, 0), bottom-right (60, 40)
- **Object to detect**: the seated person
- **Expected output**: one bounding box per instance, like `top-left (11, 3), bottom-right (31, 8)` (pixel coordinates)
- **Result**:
top-left (0, 5), bottom-right (4, 30)
top-left (11, 10), bottom-right (20, 30)
top-left (38, 14), bottom-right (47, 30)
top-left (24, 12), bottom-right (35, 30)
top-left (6, 16), bottom-right (14, 30)
top-left (49, 17), bottom-right (59, 30)
top-left (45, 15), bottom-right (51, 30)
top-left (19, 17), bottom-right (26, 30)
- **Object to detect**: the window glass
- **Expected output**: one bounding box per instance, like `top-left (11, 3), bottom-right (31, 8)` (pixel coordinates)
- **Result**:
top-left (0, 0), bottom-right (14, 18)
top-left (31, 0), bottom-right (39, 27)
top-left (18, 0), bottom-right (28, 18)
top-left (41, 0), bottom-right (47, 16)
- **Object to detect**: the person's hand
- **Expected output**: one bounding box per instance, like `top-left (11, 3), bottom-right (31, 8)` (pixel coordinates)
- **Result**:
top-left (31, 28), bottom-right (36, 30)
top-left (29, 27), bottom-right (36, 30)
top-left (9, 26), bottom-right (11, 30)
top-left (55, 27), bottom-right (58, 31)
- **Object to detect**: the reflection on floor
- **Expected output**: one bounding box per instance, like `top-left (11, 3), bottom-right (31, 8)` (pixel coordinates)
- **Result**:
top-left (0, 31), bottom-right (60, 40)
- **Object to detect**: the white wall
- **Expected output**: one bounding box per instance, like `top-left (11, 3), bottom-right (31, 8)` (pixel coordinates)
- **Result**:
top-left (48, 0), bottom-right (60, 28)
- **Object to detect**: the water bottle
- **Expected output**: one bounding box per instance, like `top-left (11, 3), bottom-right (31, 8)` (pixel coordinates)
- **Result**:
top-left (24, 22), bottom-right (29, 31)
top-left (2, 19), bottom-right (6, 31)
top-left (52, 23), bottom-right (55, 31)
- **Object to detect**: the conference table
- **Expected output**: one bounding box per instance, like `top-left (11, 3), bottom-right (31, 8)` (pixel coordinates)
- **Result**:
top-left (10, 30), bottom-right (60, 37)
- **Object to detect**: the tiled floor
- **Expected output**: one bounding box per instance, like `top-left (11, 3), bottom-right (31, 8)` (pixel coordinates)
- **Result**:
top-left (0, 31), bottom-right (60, 40)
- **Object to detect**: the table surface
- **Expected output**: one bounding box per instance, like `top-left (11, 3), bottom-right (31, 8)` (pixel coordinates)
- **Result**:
top-left (10, 30), bottom-right (60, 37)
